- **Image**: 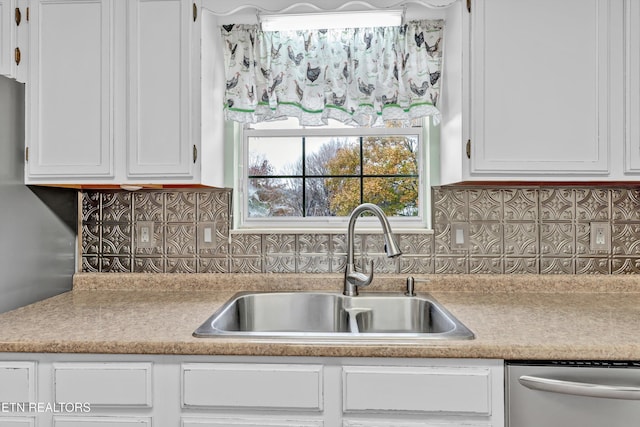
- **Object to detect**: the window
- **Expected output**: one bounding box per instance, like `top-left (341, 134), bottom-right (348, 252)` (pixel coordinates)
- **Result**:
top-left (235, 118), bottom-right (431, 230)
top-left (213, 2), bottom-right (464, 232)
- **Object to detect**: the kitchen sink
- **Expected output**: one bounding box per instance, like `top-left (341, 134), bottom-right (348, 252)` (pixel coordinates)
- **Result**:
top-left (193, 291), bottom-right (474, 340)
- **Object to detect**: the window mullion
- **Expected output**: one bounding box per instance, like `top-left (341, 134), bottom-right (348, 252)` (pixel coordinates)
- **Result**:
top-left (359, 136), bottom-right (364, 204)
top-left (302, 136), bottom-right (306, 218)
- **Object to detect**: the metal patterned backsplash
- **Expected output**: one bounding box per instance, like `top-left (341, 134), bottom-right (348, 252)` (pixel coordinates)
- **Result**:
top-left (81, 186), bottom-right (640, 274)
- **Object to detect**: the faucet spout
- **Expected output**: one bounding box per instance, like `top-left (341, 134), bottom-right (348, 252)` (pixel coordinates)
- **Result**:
top-left (343, 203), bottom-right (402, 296)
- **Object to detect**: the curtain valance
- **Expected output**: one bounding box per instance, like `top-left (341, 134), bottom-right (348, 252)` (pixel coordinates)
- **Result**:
top-left (221, 20), bottom-right (444, 127)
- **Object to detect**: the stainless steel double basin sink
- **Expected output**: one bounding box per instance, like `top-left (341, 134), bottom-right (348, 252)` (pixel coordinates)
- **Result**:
top-left (193, 291), bottom-right (474, 340)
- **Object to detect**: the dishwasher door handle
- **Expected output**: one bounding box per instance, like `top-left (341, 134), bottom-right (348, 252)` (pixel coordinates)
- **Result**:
top-left (519, 375), bottom-right (640, 400)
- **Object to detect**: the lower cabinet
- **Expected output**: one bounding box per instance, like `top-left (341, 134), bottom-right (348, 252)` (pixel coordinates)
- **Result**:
top-left (52, 417), bottom-right (151, 427)
top-left (0, 419), bottom-right (35, 427)
top-left (0, 362), bottom-right (36, 427)
top-left (0, 355), bottom-right (504, 427)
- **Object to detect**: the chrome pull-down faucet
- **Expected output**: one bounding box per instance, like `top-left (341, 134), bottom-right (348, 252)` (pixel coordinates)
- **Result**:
top-left (343, 203), bottom-right (402, 296)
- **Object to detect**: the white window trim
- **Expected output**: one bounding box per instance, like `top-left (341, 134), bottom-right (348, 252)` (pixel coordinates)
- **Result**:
top-left (232, 121), bottom-right (433, 232)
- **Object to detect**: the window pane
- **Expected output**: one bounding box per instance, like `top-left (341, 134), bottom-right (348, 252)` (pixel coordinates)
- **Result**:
top-left (324, 177), bottom-right (362, 216)
top-left (363, 177), bottom-right (419, 217)
top-left (362, 135), bottom-right (419, 176)
top-left (248, 178), bottom-right (302, 217)
top-left (305, 137), bottom-right (360, 176)
top-left (305, 178), bottom-right (334, 217)
top-left (248, 137), bottom-right (302, 176)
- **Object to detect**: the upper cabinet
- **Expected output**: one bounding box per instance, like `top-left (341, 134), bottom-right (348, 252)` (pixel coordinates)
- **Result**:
top-left (0, 0), bottom-right (28, 82)
top-left (22, 0), bottom-right (639, 185)
top-left (464, 0), bottom-right (624, 181)
top-left (25, 0), bottom-right (225, 187)
top-left (626, 0), bottom-right (640, 174)
top-left (126, 0), bottom-right (195, 180)
top-left (26, 0), bottom-right (113, 180)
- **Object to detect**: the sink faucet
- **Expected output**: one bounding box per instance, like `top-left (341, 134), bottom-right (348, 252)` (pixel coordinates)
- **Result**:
top-left (343, 203), bottom-right (402, 296)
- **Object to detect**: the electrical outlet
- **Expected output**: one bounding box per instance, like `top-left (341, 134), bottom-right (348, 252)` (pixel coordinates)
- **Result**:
top-left (136, 221), bottom-right (155, 249)
top-left (450, 222), bottom-right (470, 250)
top-left (590, 221), bottom-right (611, 252)
top-left (198, 222), bottom-right (217, 249)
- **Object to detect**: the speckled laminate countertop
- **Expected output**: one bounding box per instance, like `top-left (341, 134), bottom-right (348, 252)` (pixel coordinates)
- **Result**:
top-left (0, 273), bottom-right (640, 359)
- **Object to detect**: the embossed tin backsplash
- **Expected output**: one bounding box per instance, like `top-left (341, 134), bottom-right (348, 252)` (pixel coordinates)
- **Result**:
top-left (81, 186), bottom-right (640, 274)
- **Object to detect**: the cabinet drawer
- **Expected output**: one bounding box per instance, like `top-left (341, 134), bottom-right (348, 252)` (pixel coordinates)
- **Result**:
top-left (53, 417), bottom-right (151, 427)
top-left (182, 363), bottom-right (323, 410)
top-left (0, 362), bottom-right (36, 404)
top-left (0, 418), bottom-right (35, 427)
top-left (182, 417), bottom-right (323, 427)
top-left (342, 366), bottom-right (491, 415)
top-left (343, 421), bottom-right (488, 427)
top-left (53, 363), bottom-right (152, 407)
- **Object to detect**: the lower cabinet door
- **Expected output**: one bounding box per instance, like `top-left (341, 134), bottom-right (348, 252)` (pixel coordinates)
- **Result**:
top-left (0, 418), bottom-right (36, 427)
top-left (181, 418), bottom-right (323, 427)
top-left (53, 363), bottom-right (153, 408)
top-left (181, 363), bottom-right (323, 411)
top-left (342, 421), bottom-right (490, 427)
top-left (342, 366), bottom-right (492, 415)
top-left (0, 362), bottom-right (36, 406)
top-left (52, 417), bottom-right (151, 427)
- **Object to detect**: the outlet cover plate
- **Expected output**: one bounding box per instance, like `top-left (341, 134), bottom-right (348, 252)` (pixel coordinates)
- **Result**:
top-left (450, 222), bottom-right (470, 250)
top-left (590, 221), bottom-right (611, 252)
top-left (136, 221), bottom-right (156, 249)
top-left (198, 222), bottom-right (217, 249)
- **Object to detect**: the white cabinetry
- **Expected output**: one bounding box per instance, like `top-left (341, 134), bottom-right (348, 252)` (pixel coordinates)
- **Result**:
top-left (52, 417), bottom-right (151, 426)
top-left (53, 363), bottom-right (152, 407)
top-left (25, 0), bottom-right (213, 186)
top-left (0, 354), bottom-right (504, 427)
top-left (466, 0), bottom-right (622, 180)
top-left (180, 359), bottom-right (503, 427)
top-left (0, 362), bottom-right (36, 426)
top-left (0, 0), bottom-right (27, 82)
top-left (625, 0), bottom-right (640, 174)
top-left (181, 363), bottom-right (323, 411)
top-left (126, 0), bottom-right (195, 180)
top-left (26, 0), bottom-right (113, 180)
top-left (342, 365), bottom-right (491, 414)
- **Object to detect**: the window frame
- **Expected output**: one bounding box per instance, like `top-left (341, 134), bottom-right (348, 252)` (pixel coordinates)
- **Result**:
top-left (234, 121), bottom-right (431, 231)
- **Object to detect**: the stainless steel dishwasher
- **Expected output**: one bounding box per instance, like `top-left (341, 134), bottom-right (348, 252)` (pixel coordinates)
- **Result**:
top-left (507, 361), bottom-right (640, 426)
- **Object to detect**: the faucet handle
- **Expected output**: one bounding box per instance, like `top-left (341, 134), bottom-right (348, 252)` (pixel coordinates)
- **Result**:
top-left (347, 259), bottom-right (374, 288)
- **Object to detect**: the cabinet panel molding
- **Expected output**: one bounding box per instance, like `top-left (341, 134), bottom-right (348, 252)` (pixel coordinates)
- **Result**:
top-left (0, 418), bottom-right (36, 427)
top-left (342, 365), bottom-right (491, 415)
top-left (181, 363), bottom-right (324, 411)
top-left (53, 417), bottom-right (151, 427)
top-left (343, 421), bottom-right (488, 427)
top-left (53, 363), bottom-right (152, 408)
top-left (0, 362), bottom-right (36, 405)
top-left (181, 417), bottom-right (323, 427)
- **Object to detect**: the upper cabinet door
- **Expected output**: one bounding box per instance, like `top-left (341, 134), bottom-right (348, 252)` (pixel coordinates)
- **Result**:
top-left (0, 0), bottom-right (14, 77)
top-left (469, 0), bottom-right (617, 177)
top-left (127, 0), bottom-right (195, 179)
top-left (27, 0), bottom-right (113, 181)
top-left (0, 0), bottom-right (28, 82)
top-left (626, 0), bottom-right (640, 173)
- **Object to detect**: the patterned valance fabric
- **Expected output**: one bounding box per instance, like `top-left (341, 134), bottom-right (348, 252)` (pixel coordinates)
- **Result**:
top-left (221, 20), bottom-right (444, 127)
